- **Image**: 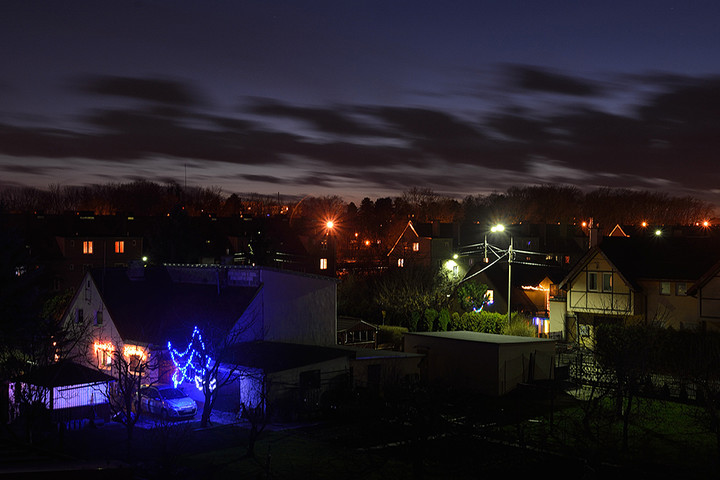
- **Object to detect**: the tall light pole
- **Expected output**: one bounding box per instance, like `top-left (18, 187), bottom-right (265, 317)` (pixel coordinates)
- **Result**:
top-left (491, 224), bottom-right (512, 324)
top-left (507, 236), bottom-right (513, 324)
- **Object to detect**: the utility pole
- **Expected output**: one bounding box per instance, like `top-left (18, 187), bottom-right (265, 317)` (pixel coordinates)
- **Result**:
top-left (507, 236), bottom-right (512, 324)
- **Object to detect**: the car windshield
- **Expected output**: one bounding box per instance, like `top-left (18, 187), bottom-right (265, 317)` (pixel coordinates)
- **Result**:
top-left (159, 388), bottom-right (187, 399)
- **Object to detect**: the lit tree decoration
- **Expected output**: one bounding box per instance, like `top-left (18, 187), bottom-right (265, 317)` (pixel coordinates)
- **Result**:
top-left (167, 326), bottom-right (214, 391)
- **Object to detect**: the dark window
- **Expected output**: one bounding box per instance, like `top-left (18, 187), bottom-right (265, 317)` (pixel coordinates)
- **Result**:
top-left (587, 272), bottom-right (598, 291)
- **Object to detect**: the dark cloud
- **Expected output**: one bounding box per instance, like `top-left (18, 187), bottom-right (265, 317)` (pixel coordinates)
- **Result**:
top-left (246, 99), bottom-right (385, 137)
top-left (76, 76), bottom-right (203, 107)
top-left (0, 163), bottom-right (49, 175)
top-left (3, 70), bottom-right (720, 205)
top-left (507, 65), bottom-right (601, 96)
top-left (242, 174), bottom-right (286, 184)
top-left (365, 106), bottom-right (483, 141)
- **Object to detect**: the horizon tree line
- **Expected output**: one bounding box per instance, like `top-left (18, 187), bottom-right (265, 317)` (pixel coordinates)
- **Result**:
top-left (0, 181), bottom-right (714, 231)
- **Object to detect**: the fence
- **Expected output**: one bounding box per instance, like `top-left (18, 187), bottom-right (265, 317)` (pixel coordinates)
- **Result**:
top-left (556, 349), bottom-right (702, 403)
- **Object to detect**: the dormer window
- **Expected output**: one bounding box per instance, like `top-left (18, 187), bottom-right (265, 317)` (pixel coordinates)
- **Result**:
top-left (412, 242), bottom-right (420, 252)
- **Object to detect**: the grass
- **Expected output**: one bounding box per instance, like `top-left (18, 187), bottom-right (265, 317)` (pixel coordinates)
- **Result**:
top-left (172, 392), bottom-right (720, 479)
top-left (502, 393), bottom-right (719, 476)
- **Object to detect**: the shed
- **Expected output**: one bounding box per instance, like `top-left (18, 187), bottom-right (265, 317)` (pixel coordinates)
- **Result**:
top-left (10, 362), bottom-right (116, 426)
top-left (403, 331), bottom-right (556, 396)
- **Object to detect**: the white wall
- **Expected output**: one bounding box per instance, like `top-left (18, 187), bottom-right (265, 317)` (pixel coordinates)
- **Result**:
top-left (259, 269), bottom-right (337, 345)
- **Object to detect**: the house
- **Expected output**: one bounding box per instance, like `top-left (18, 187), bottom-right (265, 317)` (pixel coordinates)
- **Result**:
top-left (336, 316), bottom-right (378, 349)
top-left (686, 259), bottom-right (720, 332)
top-left (463, 261), bottom-right (565, 328)
top-left (403, 331), bottom-right (556, 396)
top-left (60, 263), bottom-right (420, 418)
top-left (62, 264), bottom-right (339, 386)
top-left (387, 221), bottom-right (458, 272)
top-left (55, 234), bottom-right (144, 291)
top-left (550, 233), bottom-right (720, 344)
top-left (9, 362), bottom-right (115, 427)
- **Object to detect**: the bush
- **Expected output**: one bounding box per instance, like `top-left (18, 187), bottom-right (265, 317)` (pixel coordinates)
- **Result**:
top-left (377, 325), bottom-right (408, 349)
top-left (502, 313), bottom-right (536, 337)
top-left (436, 308), bottom-right (451, 331)
top-left (421, 308), bottom-right (438, 331)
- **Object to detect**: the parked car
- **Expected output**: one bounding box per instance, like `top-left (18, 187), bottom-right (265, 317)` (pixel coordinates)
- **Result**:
top-left (139, 385), bottom-right (197, 420)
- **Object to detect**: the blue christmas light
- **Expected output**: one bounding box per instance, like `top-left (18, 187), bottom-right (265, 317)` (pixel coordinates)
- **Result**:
top-left (167, 326), bottom-right (214, 391)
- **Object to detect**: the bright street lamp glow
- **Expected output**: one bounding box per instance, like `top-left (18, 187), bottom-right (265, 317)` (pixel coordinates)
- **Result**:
top-left (491, 224), bottom-right (505, 233)
top-left (326, 220), bottom-right (334, 229)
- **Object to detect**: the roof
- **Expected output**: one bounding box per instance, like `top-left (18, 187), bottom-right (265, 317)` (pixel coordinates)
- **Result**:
top-left (337, 316), bottom-right (377, 332)
top-left (91, 266), bottom-right (260, 346)
top-left (404, 331), bottom-right (555, 345)
top-left (15, 362), bottom-right (115, 387)
top-left (386, 221), bottom-right (423, 257)
top-left (221, 341), bottom-right (354, 373)
top-left (559, 235), bottom-right (720, 290)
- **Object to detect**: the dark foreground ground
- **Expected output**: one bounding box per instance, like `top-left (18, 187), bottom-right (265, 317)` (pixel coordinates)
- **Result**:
top-left (1, 392), bottom-right (717, 479)
top-left (0, 420), bottom-right (715, 479)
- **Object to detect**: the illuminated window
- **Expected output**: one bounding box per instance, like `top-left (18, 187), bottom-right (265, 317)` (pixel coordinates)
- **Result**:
top-left (94, 342), bottom-right (114, 369)
top-left (587, 272), bottom-right (598, 291)
top-left (675, 282), bottom-right (687, 296)
top-left (320, 258), bottom-right (328, 270)
top-left (114, 241), bottom-right (124, 253)
top-left (602, 273), bottom-right (612, 292)
top-left (412, 242), bottom-right (420, 252)
top-left (398, 258), bottom-right (404, 267)
top-left (660, 282), bottom-right (671, 296)
top-left (124, 345), bottom-right (147, 371)
top-left (83, 241), bottom-right (93, 254)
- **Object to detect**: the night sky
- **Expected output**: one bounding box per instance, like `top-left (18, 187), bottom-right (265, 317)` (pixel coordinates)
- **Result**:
top-left (2, 1), bottom-right (720, 206)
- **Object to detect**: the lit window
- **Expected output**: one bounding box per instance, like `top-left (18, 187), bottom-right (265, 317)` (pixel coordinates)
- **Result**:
top-left (602, 273), bottom-right (612, 292)
top-left (124, 345), bottom-right (147, 371)
top-left (83, 241), bottom-right (93, 254)
top-left (675, 282), bottom-right (687, 296)
top-left (320, 258), bottom-right (328, 270)
top-left (587, 272), bottom-right (598, 291)
top-left (398, 258), bottom-right (404, 267)
top-left (660, 282), bottom-right (671, 295)
top-left (94, 341), bottom-right (114, 369)
top-left (412, 242), bottom-right (420, 252)
top-left (115, 241), bottom-right (124, 253)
